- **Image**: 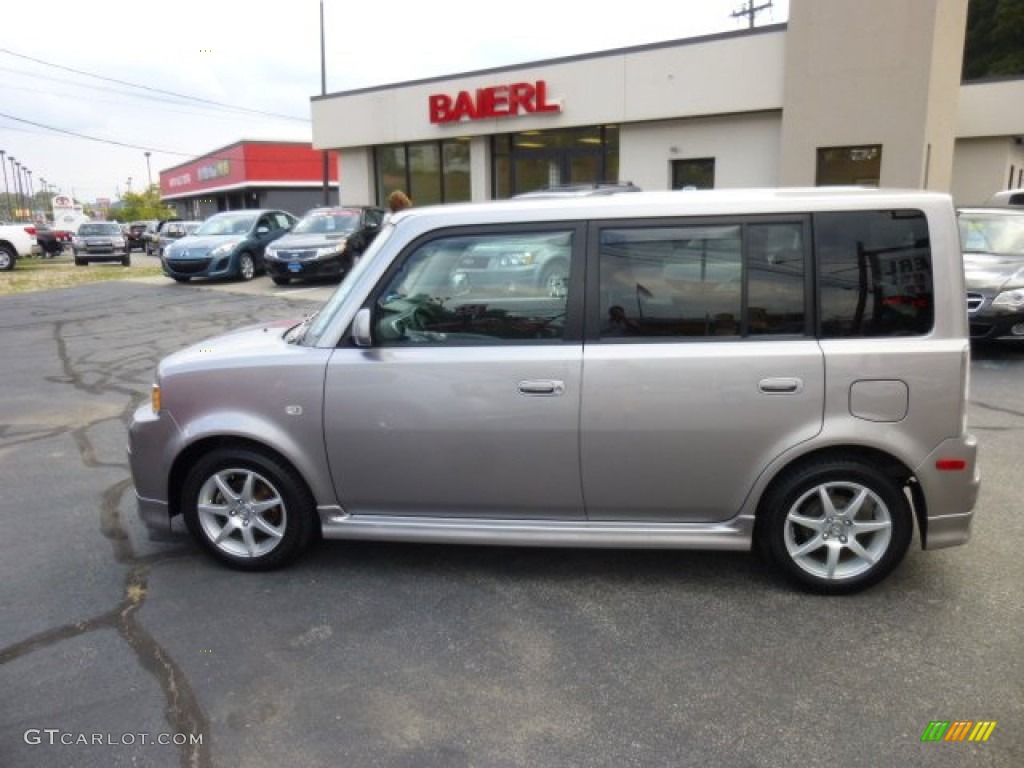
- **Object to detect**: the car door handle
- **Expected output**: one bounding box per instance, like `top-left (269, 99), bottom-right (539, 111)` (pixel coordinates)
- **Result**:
top-left (758, 377), bottom-right (804, 394)
top-left (518, 380), bottom-right (565, 396)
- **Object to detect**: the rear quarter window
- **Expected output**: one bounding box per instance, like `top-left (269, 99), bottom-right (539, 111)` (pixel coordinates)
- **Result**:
top-left (815, 210), bottom-right (933, 337)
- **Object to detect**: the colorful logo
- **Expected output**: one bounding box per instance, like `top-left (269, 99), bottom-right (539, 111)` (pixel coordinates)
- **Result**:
top-left (921, 721), bottom-right (996, 742)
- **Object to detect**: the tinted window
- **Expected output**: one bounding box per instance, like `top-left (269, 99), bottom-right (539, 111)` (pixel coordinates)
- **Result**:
top-left (374, 231), bottom-right (574, 345)
top-left (815, 210), bottom-right (933, 337)
top-left (597, 221), bottom-right (805, 339)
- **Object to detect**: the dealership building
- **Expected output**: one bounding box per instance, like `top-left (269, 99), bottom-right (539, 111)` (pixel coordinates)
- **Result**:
top-left (159, 141), bottom-right (338, 219)
top-left (310, 0), bottom-right (1024, 208)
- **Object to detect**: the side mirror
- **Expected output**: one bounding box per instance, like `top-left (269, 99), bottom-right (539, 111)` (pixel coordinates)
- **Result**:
top-left (351, 307), bottom-right (372, 347)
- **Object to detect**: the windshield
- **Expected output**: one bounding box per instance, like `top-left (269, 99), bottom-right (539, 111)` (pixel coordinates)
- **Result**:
top-left (959, 214), bottom-right (1024, 255)
top-left (195, 213), bottom-right (257, 237)
top-left (293, 210), bottom-right (361, 235)
top-left (301, 224), bottom-right (396, 346)
top-left (79, 223), bottom-right (122, 236)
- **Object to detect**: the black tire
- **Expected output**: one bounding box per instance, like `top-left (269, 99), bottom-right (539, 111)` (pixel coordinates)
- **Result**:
top-left (172, 276), bottom-right (191, 283)
top-left (271, 275), bottom-right (291, 286)
top-left (757, 458), bottom-right (913, 595)
top-left (74, 256), bottom-right (88, 267)
top-left (182, 447), bottom-right (316, 571)
top-left (121, 254), bottom-right (131, 267)
top-left (237, 252), bottom-right (255, 281)
top-left (0, 244), bottom-right (15, 271)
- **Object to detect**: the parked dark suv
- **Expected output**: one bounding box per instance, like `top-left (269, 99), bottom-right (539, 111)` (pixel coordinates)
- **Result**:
top-left (127, 221), bottom-right (156, 253)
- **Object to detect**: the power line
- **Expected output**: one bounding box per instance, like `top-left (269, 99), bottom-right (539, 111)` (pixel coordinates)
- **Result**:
top-left (2, 46), bottom-right (309, 122)
top-left (0, 110), bottom-right (196, 156)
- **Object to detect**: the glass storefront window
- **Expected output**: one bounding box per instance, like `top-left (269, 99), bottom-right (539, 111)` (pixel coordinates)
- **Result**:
top-left (409, 142), bottom-right (441, 206)
top-left (672, 158), bottom-right (715, 189)
top-left (816, 145), bottom-right (882, 186)
top-left (374, 140), bottom-right (472, 206)
top-left (492, 125), bottom-right (621, 198)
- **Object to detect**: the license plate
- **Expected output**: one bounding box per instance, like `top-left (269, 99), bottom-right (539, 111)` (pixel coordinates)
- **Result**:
top-left (288, 263), bottom-right (303, 272)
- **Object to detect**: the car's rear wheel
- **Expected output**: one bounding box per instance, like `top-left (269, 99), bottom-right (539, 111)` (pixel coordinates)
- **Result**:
top-left (758, 458), bottom-right (912, 594)
top-left (237, 253), bottom-right (255, 281)
top-left (182, 447), bottom-right (316, 570)
top-left (0, 244), bottom-right (15, 271)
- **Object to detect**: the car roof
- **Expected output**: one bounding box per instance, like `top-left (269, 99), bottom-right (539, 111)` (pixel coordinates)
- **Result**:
top-left (958, 207), bottom-right (1024, 216)
top-left (390, 188), bottom-right (955, 232)
top-left (986, 189), bottom-right (1024, 207)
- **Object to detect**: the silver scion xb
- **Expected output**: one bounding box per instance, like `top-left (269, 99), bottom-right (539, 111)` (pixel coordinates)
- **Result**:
top-left (129, 189), bottom-right (980, 594)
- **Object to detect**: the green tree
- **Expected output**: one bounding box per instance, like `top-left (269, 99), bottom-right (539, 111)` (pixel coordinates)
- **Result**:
top-left (114, 185), bottom-right (176, 222)
top-left (963, 0), bottom-right (1024, 80)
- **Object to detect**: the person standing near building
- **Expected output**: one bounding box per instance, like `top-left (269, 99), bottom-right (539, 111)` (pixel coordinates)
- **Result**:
top-left (385, 190), bottom-right (412, 221)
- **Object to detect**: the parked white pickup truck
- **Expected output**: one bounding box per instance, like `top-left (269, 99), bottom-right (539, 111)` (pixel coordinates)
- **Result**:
top-left (0, 222), bottom-right (41, 270)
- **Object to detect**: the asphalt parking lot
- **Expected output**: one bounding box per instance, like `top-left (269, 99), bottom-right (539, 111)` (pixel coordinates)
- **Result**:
top-left (0, 279), bottom-right (1021, 768)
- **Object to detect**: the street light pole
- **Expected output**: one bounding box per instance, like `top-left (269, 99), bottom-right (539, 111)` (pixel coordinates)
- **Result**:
top-left (12, 159), bottom-right (24, 220)
top-left (145, 151), bottom-right (152, 188)
top-left (0, 149), bottom-right (11, 221)
top-left (26, 169), bottom-right (34, 218)
top-left (320, 0), bottom-right (330, 206)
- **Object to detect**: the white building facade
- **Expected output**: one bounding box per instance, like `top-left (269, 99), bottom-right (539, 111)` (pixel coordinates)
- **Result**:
top-left (311, 0), bottom-right (1024, 207)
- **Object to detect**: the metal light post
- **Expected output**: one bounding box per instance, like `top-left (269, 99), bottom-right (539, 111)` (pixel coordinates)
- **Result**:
top-left (320, 0), bottom-right (330, 205)
top-left (145, 151), bottom-right (152, 188)
top-left (12, 159), bottom-right (24, 220)
top-left (26, 169), bottom-right (34, 219)
top-left (0, 149), bottom-right (11, 221)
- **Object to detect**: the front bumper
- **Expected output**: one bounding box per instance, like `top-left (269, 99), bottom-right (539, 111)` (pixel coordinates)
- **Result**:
top-left (163, 254), bottom-right (235, 279)
top-left (266, 254), bottom-right (350, 280)
top-left (128, 403), bottom-right (181, 532)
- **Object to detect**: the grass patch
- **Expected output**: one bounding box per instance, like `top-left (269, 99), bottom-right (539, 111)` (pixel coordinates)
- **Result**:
top-left (0, 255), bottom-right (165, 295)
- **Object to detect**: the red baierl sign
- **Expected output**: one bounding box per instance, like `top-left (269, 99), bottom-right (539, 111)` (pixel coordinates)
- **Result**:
top-left (429, 80), bottom-right (561, 124)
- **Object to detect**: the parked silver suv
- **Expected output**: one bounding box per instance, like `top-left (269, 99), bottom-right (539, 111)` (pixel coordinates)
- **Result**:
top-left (129, 189), bottom-right (979, 594)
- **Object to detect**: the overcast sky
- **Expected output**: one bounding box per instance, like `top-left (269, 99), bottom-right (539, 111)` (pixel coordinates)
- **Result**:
top-left (0, 0), bottom-right (788, 204)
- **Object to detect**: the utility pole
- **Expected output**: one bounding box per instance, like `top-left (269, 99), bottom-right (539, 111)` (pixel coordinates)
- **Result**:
top-left (731, 0), bottom-right (773, 28)
top-left (145, 151), bottom-right (153, 188)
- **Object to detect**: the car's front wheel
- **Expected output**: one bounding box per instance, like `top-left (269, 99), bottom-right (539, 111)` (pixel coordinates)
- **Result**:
top-left (0, 244), bottom-right (15, 271)
top-left (182, 447), bottom-right (316, 570)
top-left (237, 252), bottom-right (255, 281)
top-left (758, 458), bottom-right (912, 594)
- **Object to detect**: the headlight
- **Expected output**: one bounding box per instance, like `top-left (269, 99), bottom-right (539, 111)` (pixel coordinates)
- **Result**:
top-left (992, 289), bottom-right (1024, 309)
top-left (114, 238), bottom-right (126, 247)
top-left (209, 242), bottom-right (236, 257)
top-left (316, 241), bottom-right (346, 259)
top-left (498, 252), bottom-right (535, 267)
top-left (265, 246), bottom-right (278, 259)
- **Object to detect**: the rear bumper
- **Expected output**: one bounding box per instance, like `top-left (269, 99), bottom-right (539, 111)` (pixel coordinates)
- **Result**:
top-left (914, 434), bottom-right (980, 550)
